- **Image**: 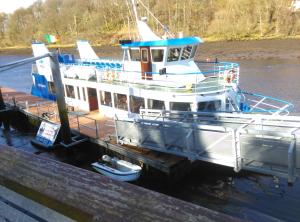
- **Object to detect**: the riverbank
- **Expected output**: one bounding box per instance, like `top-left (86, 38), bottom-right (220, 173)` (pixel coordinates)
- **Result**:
top-left (1, 38), bottom-right (300, 61)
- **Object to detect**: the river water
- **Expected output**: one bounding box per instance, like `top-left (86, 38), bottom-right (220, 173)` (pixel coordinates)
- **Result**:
top-left (0, 46), bottom-right (300, 221)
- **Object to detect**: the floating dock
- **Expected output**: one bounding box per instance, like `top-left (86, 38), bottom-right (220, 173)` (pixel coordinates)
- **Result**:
top-left (1, 87), bottom-right (191, 177)
top-left (2, 86), bottom-right (300, 184)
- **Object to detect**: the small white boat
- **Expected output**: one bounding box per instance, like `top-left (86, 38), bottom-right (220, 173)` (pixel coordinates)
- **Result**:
top-left (91, 155), bottom-right (142, 182)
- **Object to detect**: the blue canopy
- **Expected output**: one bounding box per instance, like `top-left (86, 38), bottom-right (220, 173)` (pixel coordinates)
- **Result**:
top-left (121, 37), bottom-right (203, 48)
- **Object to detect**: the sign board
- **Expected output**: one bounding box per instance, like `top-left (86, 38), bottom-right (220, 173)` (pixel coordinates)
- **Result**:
top-left (35, 121), bottom-right (60, 147)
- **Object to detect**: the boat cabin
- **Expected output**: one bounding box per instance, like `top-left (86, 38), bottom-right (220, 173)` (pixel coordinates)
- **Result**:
top-left (120, 37), bottom-right (204, 85)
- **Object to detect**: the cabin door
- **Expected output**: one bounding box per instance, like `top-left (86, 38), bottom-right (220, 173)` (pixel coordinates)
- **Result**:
top-left (140, 46), bottom-right (152, 80)
top-left (87, 87), bottom-right (99, 111)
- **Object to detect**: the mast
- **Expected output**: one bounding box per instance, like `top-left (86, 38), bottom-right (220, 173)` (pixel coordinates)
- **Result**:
top-left (131, 0), bottom-right (139, 26)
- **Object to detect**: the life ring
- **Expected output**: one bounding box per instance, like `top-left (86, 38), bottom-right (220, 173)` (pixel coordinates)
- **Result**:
top-left (107, 71), bottom-right (114, 81)
top-left (102, 71), bottom-right (109, 80)
top-left (223, 69), bottom-right (236, 83)
top-left (114, 72), bottom-right (120, 81)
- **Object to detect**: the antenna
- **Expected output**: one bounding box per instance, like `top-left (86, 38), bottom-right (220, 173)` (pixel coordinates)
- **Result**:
top-left (131, 0), bottom-right (139, 26)
top-left (135, 0), bottom-right (174, 38)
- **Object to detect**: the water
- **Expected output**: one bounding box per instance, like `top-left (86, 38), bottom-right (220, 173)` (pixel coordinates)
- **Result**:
top-left (0, 53), bottom-right (300, 221)
top-left (0, 55), bottom-right (32, 93)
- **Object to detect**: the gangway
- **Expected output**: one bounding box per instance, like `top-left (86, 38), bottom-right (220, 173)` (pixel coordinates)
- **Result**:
top-left (115, 110), bottom-right (300, 184)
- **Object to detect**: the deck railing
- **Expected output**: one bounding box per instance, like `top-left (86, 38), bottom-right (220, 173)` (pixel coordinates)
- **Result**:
top-left (62, 61), bottom-right (240, 94)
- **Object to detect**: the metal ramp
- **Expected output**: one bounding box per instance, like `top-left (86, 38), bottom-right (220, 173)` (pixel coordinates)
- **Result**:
top-left (115, 110), bottom-right (300, 184)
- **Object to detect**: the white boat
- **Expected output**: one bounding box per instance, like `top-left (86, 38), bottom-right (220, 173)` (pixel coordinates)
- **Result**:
top-left (30, 0), bottom-right (293, 119)
top-left (91, 155), bottom-right (142, 182)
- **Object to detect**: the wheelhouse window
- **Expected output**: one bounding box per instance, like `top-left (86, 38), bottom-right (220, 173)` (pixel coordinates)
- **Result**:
top-left (141, 49), bottom-right (148, 62)
top-left (190, 45), bottom-right (198, 59)
top-left (148, 99), bottom-right (165, 110)
top-left (197, 100), bottom-right (221, 112)
top-left (114, 93), bottom-right (128, 110)
top-left (180, 45), bottom-right (193, 60)
top-left (130, 96), bottom-right (145, 113)
top-left (151, 49), bottom-right (164, 62)
top-left (167, 48), bottom-right (181, 62)
top-left (100, 91), bottom-right (112, 107)
top-left (123, 49), bottom-right (129, 61)
top-left (170, 102), bottom-right (191, 111)
top-left (65, 85), bottom-right (75, 98)
top-left (129, 49), bottom-right (140, 61)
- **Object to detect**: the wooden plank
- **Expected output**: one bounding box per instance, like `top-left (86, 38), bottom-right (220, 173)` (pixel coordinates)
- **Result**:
top-left (0, 145), bottom-right (239, 222)
top-left (0, 185), bottom-right (74, 222)
top-left (91, 138), bottom-right (186, 174)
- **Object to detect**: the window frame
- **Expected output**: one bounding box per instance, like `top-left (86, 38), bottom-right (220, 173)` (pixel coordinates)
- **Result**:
top-left (147, 99), bottom-right (165, 110)
top-left (129, 48), bottom-right (141, 62)
top-left (170, 102), bottom-right (192, 111)
top-left (65, 84), bottom-right (75, 99)
top-left (100, 91), bottom-right (112, 107)
top-left (167, 47), bottom-right (182, 62)
top-left (130, 95), bottom-right (145, 114)
top-left (114, 93), bottom-right (128, 111)
top-left (151, 48), bottom-right (165, 63)
top-left (141, 48), bottom-right (149, 63)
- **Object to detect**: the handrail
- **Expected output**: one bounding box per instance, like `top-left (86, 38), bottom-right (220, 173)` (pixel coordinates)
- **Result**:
top-left (239, 90), bottom-right (294, 114)
top-left (0, 54), bottom-right (50, 72)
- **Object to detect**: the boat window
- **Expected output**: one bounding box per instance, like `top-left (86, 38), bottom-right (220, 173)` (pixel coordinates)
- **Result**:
top-left (130, 96), bottom-right (145, 113)
top-left (100, 91), bottom-right (112, 107)
top-left (48, 82), bottom-right (56, 94)
top-left (123, 49), bottom-right (129, 61)
top-left (82, 87), bottom-right (86, 101)
top-left (167, 48), bottom-right (181, 62)
top-left (170, 102), bottom-right (191, 111)
top-left (197, 100), bottom-right (221, 112)
top-left (65, 85), bottom-right (75, 98)
top-left (180, 45), bottom-right (193, 60)
top-left (190, 45), bottom-right (198, 59)
top-left (77, 86), bottom-right (80, 100)
top-left (151, 49), bottom-right (164, 62)
top-left (148, 99), bottom-right (165, 110)
top-left (141, 49), bottom-right (148, 62)
top-left (129, 49), bottom-right (140, 61)
top-left (114, 93), bottom-right (128, 111)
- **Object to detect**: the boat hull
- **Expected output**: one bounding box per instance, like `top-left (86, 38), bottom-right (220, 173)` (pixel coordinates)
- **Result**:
top-left (91, 162), bottom-right (141, 182)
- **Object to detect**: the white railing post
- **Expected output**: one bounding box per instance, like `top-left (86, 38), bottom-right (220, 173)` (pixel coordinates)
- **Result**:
top-left (288, 139), bottom-right (296, 184)
top-left (232, 129), bottom-right (242, 172)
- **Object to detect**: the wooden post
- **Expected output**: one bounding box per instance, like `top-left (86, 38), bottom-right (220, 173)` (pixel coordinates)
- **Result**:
top-left (0, 87), bottom-right (4, 127)
top-left (0, 87), bottom-right (9, 130)
top-left (49, 52), bottom-right (72, 145)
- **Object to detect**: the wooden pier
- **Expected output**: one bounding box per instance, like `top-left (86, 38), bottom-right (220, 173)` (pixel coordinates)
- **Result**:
top-left (1, 87), bottom-right (191, 176)
top-left (0, 185), bottom-right (74, 222)
top-left (0, 144), bottom-right (239, 222)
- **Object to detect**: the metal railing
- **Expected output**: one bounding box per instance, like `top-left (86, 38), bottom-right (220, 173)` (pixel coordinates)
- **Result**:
top-left (116, 110), bottom-right (300, 183)
top-left (69, 114), bottom-right (99, 139)
top-left (238, 90), bottom-right (294, 115)
top-left (61, 61), bottom-right (240, 94)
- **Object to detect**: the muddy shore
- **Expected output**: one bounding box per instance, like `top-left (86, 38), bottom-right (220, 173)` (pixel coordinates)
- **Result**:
top-left (1, 39), bottom-right (300, 61)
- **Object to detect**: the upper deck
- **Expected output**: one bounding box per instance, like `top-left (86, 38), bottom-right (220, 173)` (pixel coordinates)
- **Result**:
top-left (59, 59), bottom-right (240, 95)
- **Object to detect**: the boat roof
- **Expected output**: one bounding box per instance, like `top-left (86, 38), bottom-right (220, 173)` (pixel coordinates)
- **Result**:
top-left (121, 36), bottom-right (203, 48)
